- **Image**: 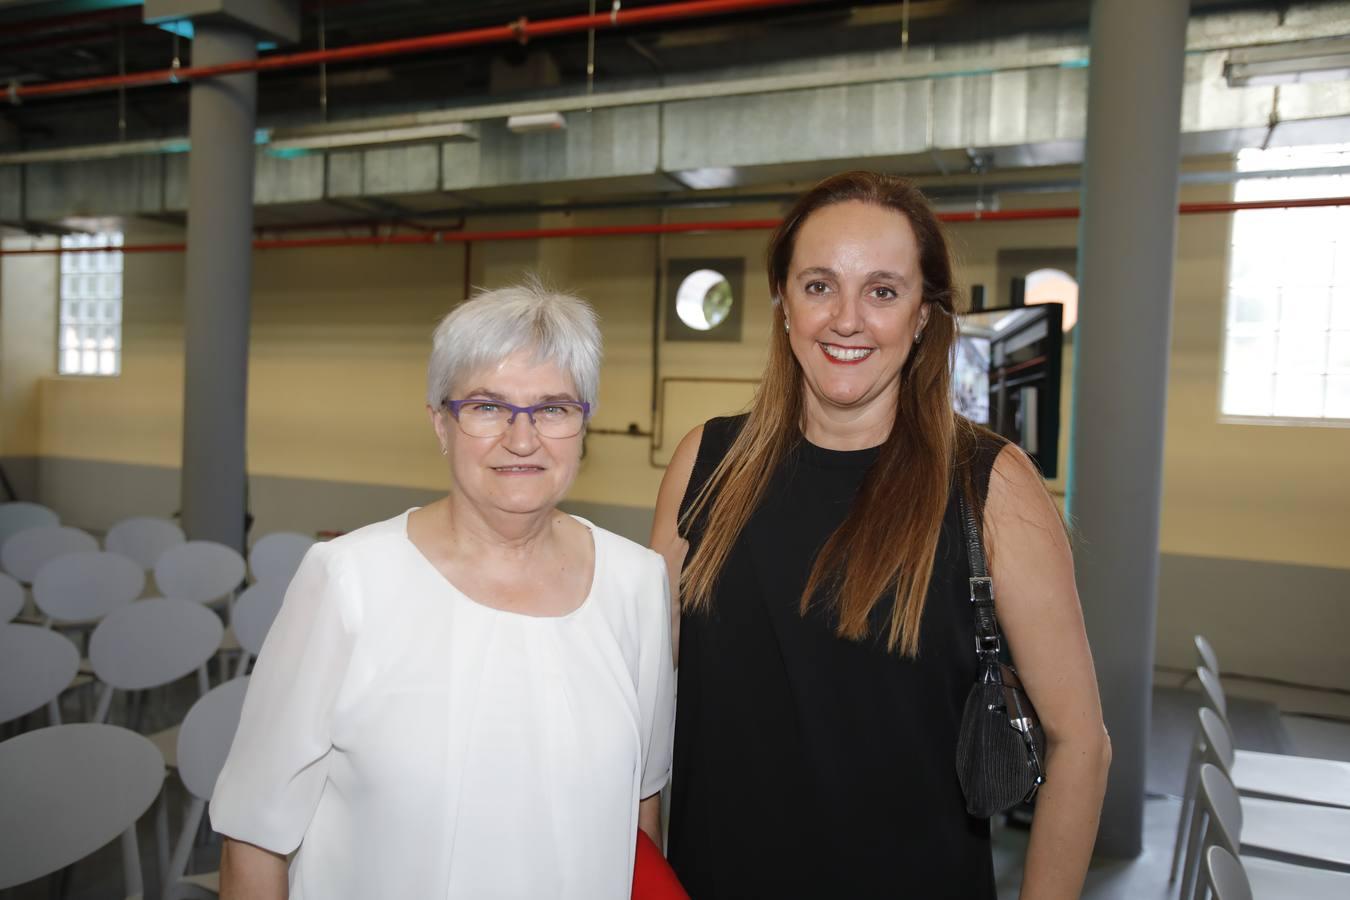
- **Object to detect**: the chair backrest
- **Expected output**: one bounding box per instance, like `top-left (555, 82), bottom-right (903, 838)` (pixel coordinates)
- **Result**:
top-left (89, 598), bottom-right (224, 692)
top-left (1204, 846), bottom-right (1252, 900)
top-left (178, 676), bottom-right (250, 801)
top-left (1196, 666), bottom-right (1227, 720)
top-left (0, 623), bottom-right (81, 725)
top-left (1198, 708), bottom-right (1236, 775)
top-left (0, 502), bottom-right (58, 553)
top-left (104, 516), bottom-right (185, 571)
top-left (1194, 634), bottom-right (1221, 677)
top-left (1197, 763), bottom-right (1243, 861)
top-left (32, 551), bottom-right (145, 624)
top-left (0, 723), bottom-right (163, 892)
top-left (0, 525), bottom-right (98, 584)
top-left (233, 580), bottom-right (287, 658)
top-left (248, 532), bottom-right (315, 585)
top-left (0, 572), bottom-right (23, 623)
top-left (154, 541), bottom-right (246, 605)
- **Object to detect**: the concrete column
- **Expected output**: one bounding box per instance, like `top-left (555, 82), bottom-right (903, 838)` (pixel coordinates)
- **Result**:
top-left (179, 24), bottom-right (257, 551)
top-left (1067, 0), bottom-right (1190, 858)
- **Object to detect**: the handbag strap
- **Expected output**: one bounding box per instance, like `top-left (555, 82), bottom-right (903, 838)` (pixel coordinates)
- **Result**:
top-left (959, 494), bottom-right (1002, 661)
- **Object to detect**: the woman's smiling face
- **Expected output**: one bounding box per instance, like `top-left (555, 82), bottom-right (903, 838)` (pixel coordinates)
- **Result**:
top-left (782, 200), bottom-right (930, 416)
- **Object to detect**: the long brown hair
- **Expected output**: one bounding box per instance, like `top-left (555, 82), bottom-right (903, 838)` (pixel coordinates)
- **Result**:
top-left (680, 171), bottom-right (979, 656)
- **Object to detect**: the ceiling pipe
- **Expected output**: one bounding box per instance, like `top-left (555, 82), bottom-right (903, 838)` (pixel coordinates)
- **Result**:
top-left (10, 0), bottom-right (817, 102)
top-left (6, 195), bottom-right (1349, 256)
top-left (0, 5), bottom-right (141, 40)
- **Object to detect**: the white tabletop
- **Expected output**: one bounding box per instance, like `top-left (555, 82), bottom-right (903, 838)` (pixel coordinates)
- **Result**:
top-left (0, 724), bottom-right (164, 889)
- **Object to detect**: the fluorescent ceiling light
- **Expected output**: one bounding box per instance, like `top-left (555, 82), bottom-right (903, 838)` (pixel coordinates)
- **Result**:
top-left (669, 167), bottom-right (739, 190)
top-left (267, 122), bottom-right (479, 153)
top-left (1225, 37), bottom-right (1350, 87)
top-left (506, 112), bottom-right (567, 134)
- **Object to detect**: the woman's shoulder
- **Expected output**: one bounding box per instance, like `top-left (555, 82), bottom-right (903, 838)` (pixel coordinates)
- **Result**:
top-left (700, 413), bottom-right (749, 454)
top-left (310, 510), bottom-right (414, 571)
top-left (584, 519), bottom-right (664, 579)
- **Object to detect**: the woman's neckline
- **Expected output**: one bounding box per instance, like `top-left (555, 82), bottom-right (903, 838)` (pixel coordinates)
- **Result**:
top-left (400, 507), bottom-right (599, 622)
top-left (795, 434), bottom-right (884, 469)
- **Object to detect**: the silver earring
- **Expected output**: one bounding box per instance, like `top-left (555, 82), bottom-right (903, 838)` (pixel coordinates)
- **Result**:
top-left (784, 319), bottom-right (790, 333)
top-left (914, 330), bottom-right (923, 344)
top-left (440, 445), bottom-right (447, 455)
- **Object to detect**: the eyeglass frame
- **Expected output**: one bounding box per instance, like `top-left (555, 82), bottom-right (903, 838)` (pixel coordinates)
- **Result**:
top-left (441, 398), bottom-right (592, 438)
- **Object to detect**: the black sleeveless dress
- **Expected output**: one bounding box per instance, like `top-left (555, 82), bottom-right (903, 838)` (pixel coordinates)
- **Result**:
top-left (668, 415), bottom-right (1005, 900)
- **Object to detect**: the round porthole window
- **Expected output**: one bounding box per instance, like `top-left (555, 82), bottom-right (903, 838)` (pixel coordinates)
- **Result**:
top-left (675, 268), bottom-right (734, 331)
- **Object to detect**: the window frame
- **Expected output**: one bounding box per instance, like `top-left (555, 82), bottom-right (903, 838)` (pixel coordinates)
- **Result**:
top-left (57, 231), bottom-right (124, 378)
top-left (1217, 145), bottom-right (1350, 427)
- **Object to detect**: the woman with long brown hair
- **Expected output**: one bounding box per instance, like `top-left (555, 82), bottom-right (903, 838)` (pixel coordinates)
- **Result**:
top-left (651, 171), bottom-right (1110, 898)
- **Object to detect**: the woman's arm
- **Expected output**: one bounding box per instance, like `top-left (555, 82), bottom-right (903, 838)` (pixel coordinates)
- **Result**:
top-left (638, 795), bottom-right (662, 846)
top-left (984, 444), bottom-right (1112, 900)
top-left (220, 838), bottom-right (289, 899)
top-left (650, 425), bottom-right (702, 667)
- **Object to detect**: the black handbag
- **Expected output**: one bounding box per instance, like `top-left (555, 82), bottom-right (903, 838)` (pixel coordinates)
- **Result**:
top-left (954, 495), bottom-right (1047, 818)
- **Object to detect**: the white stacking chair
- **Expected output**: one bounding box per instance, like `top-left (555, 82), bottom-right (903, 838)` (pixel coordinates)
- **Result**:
top-left (0, 525), bottom-right (98, 584)
top-left (0, 723), bottom-right (165, 897)
top-left (1196, 666), bottom-right (1350, 808)
top-left (162, 677), bottom-right (250, 900)
top-left (0, 572), bottom-right (22, 623)
top-left (154, 541), bottom-right (246, 613)
top-left (248, 531), bottom-right (314, 585)
top-left (1179, 715), bottom-right (1350, 897)
top-left (88, 597), bottom-right (224, 728)
top-left (1194, 634), bottom-right (1221, 677)
top-left (0, 624), bottom-right (80, 727)
top-left (0, 501), bottom-right (58, 552)
top-left (1201, 846), bottom-right (1251, 900)
top-left (1184, 764), bottom-right (1350, 900)
top-left (106, 516), bottom-right (186, 571)
top-left (32, 550), bottom-right (145, 629)
top-left (232, 581), bottom-right (287, 678)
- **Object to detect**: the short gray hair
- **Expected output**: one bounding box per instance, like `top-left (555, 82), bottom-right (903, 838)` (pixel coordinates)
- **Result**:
top-left (426, 280), bottom-right (602, 414)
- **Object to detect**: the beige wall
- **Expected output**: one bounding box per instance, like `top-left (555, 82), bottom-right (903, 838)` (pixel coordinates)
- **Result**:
top-left (6, 176), bottom-right (1349, 689)
top-left (1, 236), bottom-right (58, 458)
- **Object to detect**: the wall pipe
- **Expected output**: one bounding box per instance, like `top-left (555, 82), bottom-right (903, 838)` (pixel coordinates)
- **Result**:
top-left (10, 0), bottom-right (816, 102)
top-left (6, 195), bottom-right (1348, 256)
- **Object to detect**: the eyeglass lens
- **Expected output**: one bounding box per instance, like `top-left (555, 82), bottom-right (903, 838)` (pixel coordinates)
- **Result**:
top-left (453, 401), bottom-right (585, 438)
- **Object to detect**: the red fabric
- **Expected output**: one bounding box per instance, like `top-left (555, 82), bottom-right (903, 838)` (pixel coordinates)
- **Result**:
top-left (632, 830), bottom-right (688, 900)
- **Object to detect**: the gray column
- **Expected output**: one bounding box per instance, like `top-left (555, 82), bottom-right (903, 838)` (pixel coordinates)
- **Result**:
top-left (180, 24), bottom-right (257, 551)
top-left (1068, 0), bottom-right (1190, 858)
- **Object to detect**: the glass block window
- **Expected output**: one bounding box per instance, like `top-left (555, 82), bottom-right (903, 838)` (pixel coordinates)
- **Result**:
top-left (1221, 144), bottom-right (1350, 422)
top-left (59, 231), bottom-right (123, 376)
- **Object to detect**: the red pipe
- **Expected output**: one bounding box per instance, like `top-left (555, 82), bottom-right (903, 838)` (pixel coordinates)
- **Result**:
top-left (12, 0), bottom-right (814, 101)
top-left (5, 197), bottom-right (1347, 256)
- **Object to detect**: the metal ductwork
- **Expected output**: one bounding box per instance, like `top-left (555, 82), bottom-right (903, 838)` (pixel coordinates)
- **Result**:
top-left (3, 2), bottom-right (1350, 225)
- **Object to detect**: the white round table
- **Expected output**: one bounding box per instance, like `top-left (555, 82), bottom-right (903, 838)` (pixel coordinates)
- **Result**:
top-left (0, 723), bottom-right (165, 891)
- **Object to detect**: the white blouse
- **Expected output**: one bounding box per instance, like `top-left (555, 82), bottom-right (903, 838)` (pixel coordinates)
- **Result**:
top-left (210, 510), bottom-right (675, 899)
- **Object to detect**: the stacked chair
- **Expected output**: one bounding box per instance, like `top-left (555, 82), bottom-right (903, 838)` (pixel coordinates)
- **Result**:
top-left (0, 572), bottom-right (22, 624)
top-left (106, 516), bottom-right (187, 573)
top-left (0, 507), bottom-right (315, 897)
top-left (0, 624), bottom-right (79, 729)
top-left (0, 723), bottom-right (166, 898)
top-left (0, 501), bottom-right (59, 551)
top-left (161, 677), bottom-right (251, 899)
top-left (1172, 635), bottom-right (1350, 899)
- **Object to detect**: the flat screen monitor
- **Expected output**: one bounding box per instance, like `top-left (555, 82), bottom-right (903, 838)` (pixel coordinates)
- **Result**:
top-left (952, 303), bottom-right (1063, 479)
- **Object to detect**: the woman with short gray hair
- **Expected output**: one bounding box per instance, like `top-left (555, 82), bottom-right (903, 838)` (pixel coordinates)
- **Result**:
top-left (212, 282), bottom-right (676, 899)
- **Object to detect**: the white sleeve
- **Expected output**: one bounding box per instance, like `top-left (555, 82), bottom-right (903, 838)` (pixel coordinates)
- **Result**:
top-left (638, 550), bottom-right (676, 800)
top-left (209, 541), bottom-right (359, 854)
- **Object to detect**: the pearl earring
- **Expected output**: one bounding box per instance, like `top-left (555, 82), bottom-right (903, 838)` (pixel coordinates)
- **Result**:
top-left (914, 329), bottom-right (923, 344)
top-left (784, 319), bottom-right (790, 333)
